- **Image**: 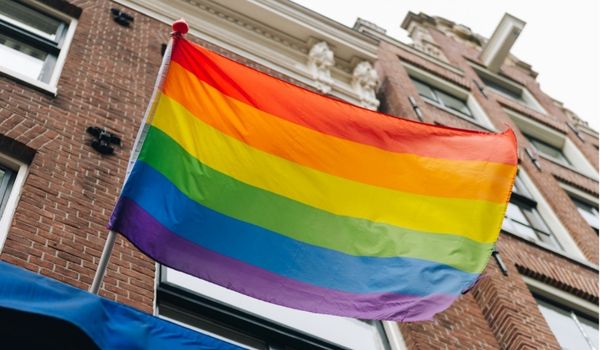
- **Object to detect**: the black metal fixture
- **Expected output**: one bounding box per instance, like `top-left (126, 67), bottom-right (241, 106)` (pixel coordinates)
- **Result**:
top-left (111, 8), bottom-right (134, 27)
top-left (86, 127), bottom-right (121, 155)
top-left (492, 247), bottom-right (508, 276)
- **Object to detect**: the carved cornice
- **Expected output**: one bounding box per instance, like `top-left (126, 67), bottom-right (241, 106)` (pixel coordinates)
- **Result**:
top-left (114, 0), bottom-right (380, 108)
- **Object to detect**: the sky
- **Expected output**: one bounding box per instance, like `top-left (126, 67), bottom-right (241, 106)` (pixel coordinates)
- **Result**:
top-left (294, 0), bottom-right (600, 130)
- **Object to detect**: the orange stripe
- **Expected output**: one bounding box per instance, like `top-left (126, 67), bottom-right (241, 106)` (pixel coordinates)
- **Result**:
top-left (171, 38), bottom-right (518, 165)
top-left (162, 62), bottom-right (515, 203)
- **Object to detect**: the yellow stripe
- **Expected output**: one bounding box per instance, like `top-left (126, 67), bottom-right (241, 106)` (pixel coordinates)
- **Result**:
top-left (162, 62), bottom-right (514, 203)
top-left (151, 94), bottom-right (507, 243)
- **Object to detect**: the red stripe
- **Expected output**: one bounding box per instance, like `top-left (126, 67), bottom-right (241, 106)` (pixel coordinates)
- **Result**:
top-left (171, 38), bottom-right (517, 165)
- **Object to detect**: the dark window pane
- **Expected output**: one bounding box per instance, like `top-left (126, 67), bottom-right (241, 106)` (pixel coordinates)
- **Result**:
top-left (479, 75), bottom-right (523, 101)
top-left (411, 78), bottom-right (437, 102)
top-left (525, 135), bottom-right (571, 165)
top-left (0, 0), bottom-right (63, 41)
top-left (436, 90), bottom-right (472, 117)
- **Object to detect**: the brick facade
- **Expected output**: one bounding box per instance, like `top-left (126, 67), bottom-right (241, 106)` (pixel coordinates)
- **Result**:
top-left (377, 15), bottom-right (598, 350)
top-left (0, 1), bottom-right (597, 349)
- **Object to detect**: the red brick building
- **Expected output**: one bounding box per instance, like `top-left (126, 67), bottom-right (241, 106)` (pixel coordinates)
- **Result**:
top-left (0, 1), bottom-right (597, 349)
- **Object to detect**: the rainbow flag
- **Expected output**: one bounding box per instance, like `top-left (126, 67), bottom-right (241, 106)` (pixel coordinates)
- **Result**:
top-left (109, 37), bottom-right (517, 321)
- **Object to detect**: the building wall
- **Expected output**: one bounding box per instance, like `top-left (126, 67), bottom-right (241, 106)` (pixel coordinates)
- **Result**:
top-left (0, 1), bottom-right (597, 349)
top-left (376, 17), bottom-right (598, 350)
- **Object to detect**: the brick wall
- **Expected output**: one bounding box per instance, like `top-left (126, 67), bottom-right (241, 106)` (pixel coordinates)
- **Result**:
top-left (377, 22), bottom-right (598, 349)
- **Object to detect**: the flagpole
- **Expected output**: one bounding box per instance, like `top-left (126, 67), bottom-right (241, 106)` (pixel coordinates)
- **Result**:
top-left (89, 19), bottom-right (189, 294)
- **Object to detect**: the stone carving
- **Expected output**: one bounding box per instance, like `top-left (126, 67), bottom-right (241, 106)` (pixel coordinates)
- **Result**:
top-left (307, 41), bottom-right (334, 94)
top-left (352, 61), bottom-right (380, 110)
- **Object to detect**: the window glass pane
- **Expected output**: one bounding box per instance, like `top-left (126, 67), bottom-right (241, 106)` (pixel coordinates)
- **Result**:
top-left (411, 78), bottom-right (437, 102)
top-left (537, 299), bottom-right (594, 350)
top-left (578, 316), bottom-right (599, 350)
top-left (526, 135), bottom-right (571, 165)
top-left (505, 202), bottom-right (529, 223)
top-left (436, 90), bottom-right (472, 117)
top-left (479, 75), bottom-right (524, 101)
top-left (0, 0), bottom-right (63, 41)
top-left (0, 32), bottom-right (47, 80)
top-left (512, 176), bottom-right (532, 198)
top-left (570, 197), bottom-right (599, 229)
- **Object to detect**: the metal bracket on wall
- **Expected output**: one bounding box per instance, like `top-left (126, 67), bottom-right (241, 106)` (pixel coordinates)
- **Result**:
top-left (408, 96), bottom-right (424, 121)
top-left (492, 247), bottom-right (508, 276)
top-left (525, 147), bottom-right (542, 171)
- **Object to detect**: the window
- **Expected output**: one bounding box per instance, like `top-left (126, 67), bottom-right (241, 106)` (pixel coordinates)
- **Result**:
top-left (570, 196), bottom-right (599, 234)
top-left (0, 153), bottom-right (28, 251)
top-left (158, 267), bottom-right (392, 350)
top-left (535, 295), bottom-right (599, 350)
top-left (411, 77), bottom-right (473, 118)
top-left (502, 174), bottom-right (562, 249)
top-left (472, 65), bottom-right (546, 114)
top-left (505, 109), bottom-right (598, 179)
top-left (402, 62), bottom-right (495, 130)
top-left (524, 133), bottom-right (571, 165)
top-left (0, 0), bottom-right (78, 93)
top-left (0, 164), bottom-right (16, 218)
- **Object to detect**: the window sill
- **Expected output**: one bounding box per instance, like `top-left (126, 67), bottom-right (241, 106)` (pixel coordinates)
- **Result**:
top-left (423, 99), bottom-right (496, 132)
top-left (502, 229), bottom-right (599, 271)
top-left (538, 153), bottom-right (599, 182)
top-left (0, 66), bottom-right (57, 96)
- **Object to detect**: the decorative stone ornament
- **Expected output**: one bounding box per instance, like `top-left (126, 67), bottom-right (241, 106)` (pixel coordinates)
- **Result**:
top-left (351, 61), bottom-right (380, 110)
top-left (307, 41), bottom-right (334, 94)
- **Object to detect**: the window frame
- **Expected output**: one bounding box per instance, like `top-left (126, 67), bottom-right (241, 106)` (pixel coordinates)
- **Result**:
top-left (501, 169), bottom-right (586, 260)
top-left (505, 108), bottom-right (599, 179)
top-left (157, 266), bottom-right (394, 350)
top-left (503, 173), bottom-right (562, 250)
top-left (402, 62), bottom-right (496, 130)
top-left (0, 153), bottom-right (29, 253)
top-left (472, 65), bottom-right (547, 114)
top-left (0, 0), bottom-right (78, 95)
top-left (558, 182), bottom-right (599, 234)
top-left (525, 276), bottom-right (599, 350)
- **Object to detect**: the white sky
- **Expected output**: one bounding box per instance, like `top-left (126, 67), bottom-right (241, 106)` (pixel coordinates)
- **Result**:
top-left (294, 0), bottom-right (600, 130)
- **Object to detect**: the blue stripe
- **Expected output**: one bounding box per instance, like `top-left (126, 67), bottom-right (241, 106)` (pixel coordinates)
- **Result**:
top-left (123, 162), bottom-right (477, 296)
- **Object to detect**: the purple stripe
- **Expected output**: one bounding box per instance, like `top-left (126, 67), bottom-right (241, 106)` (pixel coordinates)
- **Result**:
top-left (110, 198), bottom-right (458, 321)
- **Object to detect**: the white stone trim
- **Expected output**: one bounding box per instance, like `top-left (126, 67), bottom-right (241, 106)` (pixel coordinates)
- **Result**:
top-left (0, 153), bottom-right (29, 253)
top-left (112, 0), bottom-right (379, 108)
top-left (558, 182), bottom-right (599, 204)
top-left (523, 275), bottom-right (598, 318)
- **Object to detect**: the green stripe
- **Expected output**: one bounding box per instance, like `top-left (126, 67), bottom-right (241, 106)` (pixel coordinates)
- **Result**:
top-left (139, 126), bottom-right (493, 273)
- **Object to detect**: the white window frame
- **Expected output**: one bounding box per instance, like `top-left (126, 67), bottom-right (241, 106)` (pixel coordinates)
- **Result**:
top-left (558, 182), bottom-right (599, 232)
top-left (472, 65), bottom-right (547, 114)
top-left (505, 169), bottom-right (586, 260)
top-left (505, 108), bottom-right (599, 179)
top-left (524, 275), bottom-right (599, 350)
top-left (0, 153), bottom-right (29, 253)
top-left (0, 0), bottom-right (78, 95)
top-left (158, 266), bottom-right (392, 349)
top-left (403, 63), bottom-right (496, 130)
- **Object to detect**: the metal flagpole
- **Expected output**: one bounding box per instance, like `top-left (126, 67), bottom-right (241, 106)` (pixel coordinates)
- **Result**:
top-left (89, 19), bottom-right (189, 294)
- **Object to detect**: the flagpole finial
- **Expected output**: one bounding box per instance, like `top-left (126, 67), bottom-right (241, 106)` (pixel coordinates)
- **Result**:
top-left (171, 18), bottom-right (189, 37)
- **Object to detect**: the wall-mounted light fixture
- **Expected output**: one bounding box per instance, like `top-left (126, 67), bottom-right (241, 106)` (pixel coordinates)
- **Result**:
top-left (86, 127), bottom-right (121, 155)
top-left (111, 8), bottom-right (134, 27)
